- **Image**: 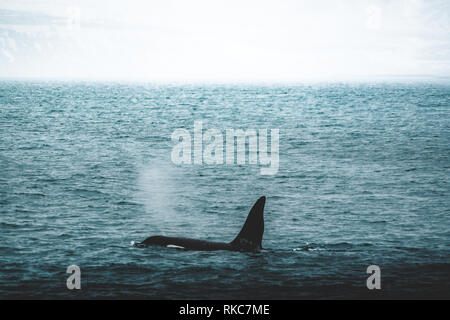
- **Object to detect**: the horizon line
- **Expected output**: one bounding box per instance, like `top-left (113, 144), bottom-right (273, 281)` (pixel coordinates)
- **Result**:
top-left (1, 74), bottom-right (450, 85)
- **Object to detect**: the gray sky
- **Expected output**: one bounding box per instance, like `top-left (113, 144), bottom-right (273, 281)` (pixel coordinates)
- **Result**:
top-left (0, 0), bottom-right (449, 81)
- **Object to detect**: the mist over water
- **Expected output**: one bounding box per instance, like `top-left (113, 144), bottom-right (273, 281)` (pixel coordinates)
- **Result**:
top-left (137, 163), bottom-right (179, 229)
top-left (0, 81), bottom-right (449, 299)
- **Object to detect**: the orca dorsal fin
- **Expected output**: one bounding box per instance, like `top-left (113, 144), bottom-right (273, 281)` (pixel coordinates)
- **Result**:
top-left (230, 196), bottom-right (265, 251)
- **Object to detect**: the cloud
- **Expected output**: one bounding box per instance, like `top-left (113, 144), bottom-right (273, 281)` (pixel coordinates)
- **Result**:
top-left (0, 0), bottom-right (449, 81)
top-left (0, 8), bottom-right (64, 26)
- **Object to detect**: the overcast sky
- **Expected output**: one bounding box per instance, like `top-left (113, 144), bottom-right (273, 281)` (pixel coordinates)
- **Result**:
top-left (0, 0), bottom-right (449, 81)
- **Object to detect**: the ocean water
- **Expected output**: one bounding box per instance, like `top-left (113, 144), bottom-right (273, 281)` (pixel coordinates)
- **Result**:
top-left (0, 81), bottom-right (449, 299)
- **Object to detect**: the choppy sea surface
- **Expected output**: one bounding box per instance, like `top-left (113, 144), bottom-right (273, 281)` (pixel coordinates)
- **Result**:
top-left (0, 81), bottom-right (449, 299)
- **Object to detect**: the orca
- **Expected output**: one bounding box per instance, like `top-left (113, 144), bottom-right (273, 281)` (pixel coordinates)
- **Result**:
top-left (135, 196), bottom-right (266, 252)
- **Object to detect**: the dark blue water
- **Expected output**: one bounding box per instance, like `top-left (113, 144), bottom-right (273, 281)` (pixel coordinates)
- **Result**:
top-left (0, 81), bottom-right (449, 299)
